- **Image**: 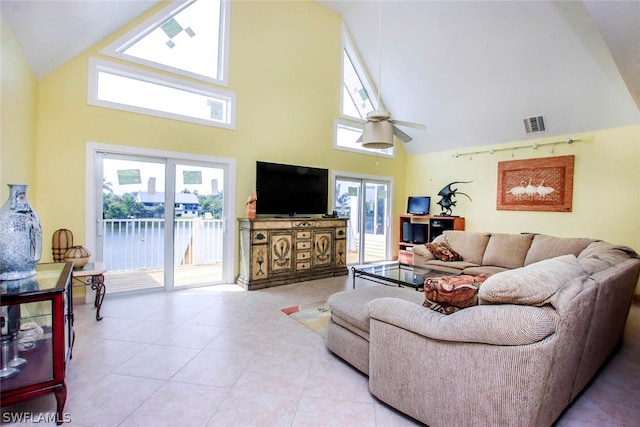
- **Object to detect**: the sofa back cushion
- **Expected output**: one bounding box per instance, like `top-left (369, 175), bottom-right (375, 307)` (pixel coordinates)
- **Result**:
top-left (524, 235), bottom-right (597, 266)
top-left (577, 241), bottom-right (637, 274)
top-left (442, 231), bottom-right (491, 265)
top-left (482, 233), bottom-right (534, 269)
top-left (478, 255), bottom-right (586, 306)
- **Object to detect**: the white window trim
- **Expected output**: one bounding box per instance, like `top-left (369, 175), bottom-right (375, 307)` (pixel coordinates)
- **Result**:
top-left (335, 24), bottom-right (394, 157)
top-left (87, 57), bottom-right (236, 130)
top-left (85, 141), bottom-right (237, 285)
top-left (340, 23), bottom-right (380, 121)
top-left (333, 119), bottom-right (394, 158)
top-left (100, 0), bottom-right (231, 87)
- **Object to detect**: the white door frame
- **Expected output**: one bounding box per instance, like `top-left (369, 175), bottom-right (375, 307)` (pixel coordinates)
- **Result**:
top-left (331, 170), bottom-right (394, 263)
top-left (85, 141), bottom-right (237, 287)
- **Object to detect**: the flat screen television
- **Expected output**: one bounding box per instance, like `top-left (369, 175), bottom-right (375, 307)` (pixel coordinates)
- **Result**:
top-left (407, 196), bottom-right (431, 215)
top-left (256, 161), bottom-right (329, 216)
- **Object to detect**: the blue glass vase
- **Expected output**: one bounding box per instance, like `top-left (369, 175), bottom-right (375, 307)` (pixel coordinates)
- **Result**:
top-left (0, 184), bottom-right (42, 280)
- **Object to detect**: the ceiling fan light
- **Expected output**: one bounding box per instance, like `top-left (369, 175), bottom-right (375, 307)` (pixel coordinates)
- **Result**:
top-left (362, 121), bottom-right (394, 149)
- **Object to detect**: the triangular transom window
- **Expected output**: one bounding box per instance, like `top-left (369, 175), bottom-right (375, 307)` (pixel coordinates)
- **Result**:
top-left (102, 0), bottom-right (230, 86)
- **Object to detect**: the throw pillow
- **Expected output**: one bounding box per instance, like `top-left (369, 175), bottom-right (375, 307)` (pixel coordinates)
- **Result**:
top-left (423, 275), bottom-right (488, 315)
top-left (426, 242), bottom-right (462, 262)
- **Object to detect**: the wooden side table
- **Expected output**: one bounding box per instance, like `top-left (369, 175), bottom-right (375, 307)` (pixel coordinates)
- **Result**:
top-left (71, 262), bottom-right (106, 321)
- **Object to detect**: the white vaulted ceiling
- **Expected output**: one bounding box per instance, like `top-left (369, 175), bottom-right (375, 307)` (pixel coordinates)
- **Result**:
top-left (0, 0), bottom-right (161, 80)
top-left (1, 0), bottom-right (639, 155)
top-left (319, 0), bottom-right (640, 154)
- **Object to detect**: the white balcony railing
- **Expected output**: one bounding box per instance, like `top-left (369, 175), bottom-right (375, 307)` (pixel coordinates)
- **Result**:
top-left (103, 218), bottom-right (224, 272)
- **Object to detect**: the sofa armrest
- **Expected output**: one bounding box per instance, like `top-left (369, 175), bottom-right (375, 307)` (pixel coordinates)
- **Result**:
top-left (411, 244), bottom-right (435, 267)
top-left (368, 298), bottom-right (556, 346)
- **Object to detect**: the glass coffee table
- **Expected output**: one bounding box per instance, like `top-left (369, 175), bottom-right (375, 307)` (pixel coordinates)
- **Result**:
top-left (351, 262), bottom-right (457, 290)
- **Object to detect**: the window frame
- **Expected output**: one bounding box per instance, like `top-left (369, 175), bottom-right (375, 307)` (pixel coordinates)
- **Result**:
top-left (87, 57), bottom-right (236, 130)
top-left (335, 24), bottom-right (394, 157)
top-left (100, 0), bottom-right (231, 87)
top-left (333, 120), bottom-right (394, 158)
top-left (340, 26), bottom-right (380, 121)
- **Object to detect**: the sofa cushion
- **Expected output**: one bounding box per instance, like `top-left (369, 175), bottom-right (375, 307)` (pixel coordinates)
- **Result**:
top-left (424, 260), bottom-right (479, 274)
top-left (423, 275), bottom-right (488, 314)
top-left (426, 242), bottom-right (462, 261)
top-left (478, 255), bottom-right (585, 306)
top-left (482, 233), bottom-right (534, 269)
top-left (577, 241), bottom-right (637, 274)
top-left (327, 286), bottom-right (423, 337)
top-left (442, 231), bottom-right (491, 265)
top-left (524, 235), bottom-right (597, 266)
top-left (462, 266), bottom-right (508, 276)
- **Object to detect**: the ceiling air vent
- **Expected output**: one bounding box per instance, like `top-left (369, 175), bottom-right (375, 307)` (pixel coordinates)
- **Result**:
top-left (523, 116), bottom-right (546, 134)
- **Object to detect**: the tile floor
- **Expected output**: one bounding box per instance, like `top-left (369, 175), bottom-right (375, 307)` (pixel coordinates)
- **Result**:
top-left (1, 275), bottom-right (639, 426)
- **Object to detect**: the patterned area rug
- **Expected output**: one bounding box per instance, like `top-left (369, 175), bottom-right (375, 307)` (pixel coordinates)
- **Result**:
top-left (281, 302), bottom-right (331, 338)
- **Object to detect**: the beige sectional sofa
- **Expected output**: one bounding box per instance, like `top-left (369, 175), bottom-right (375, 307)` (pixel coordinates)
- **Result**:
top-left (326, 231), bottom-right (640, 427)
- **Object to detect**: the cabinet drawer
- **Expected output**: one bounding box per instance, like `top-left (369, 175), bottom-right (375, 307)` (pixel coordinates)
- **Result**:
top-left (296, 251), bottom-right (311, 260)
top-left (296, 241), bottom-right (311, 250)
top-left (297, 262), bottom-right (311, 270)
top-left (296, 231), bottom-right (311, 239)
top-left (251, 230), bottom-right (268, 244)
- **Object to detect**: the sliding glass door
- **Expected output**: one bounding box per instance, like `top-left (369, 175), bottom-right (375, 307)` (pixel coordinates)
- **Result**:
top-left (335, 175), bottom-right (391, 265)
top-left (92, 147), bottom-right (233, 294)
top-left (100, 155), bottom-right (166, 293)
top-left (172, 162), bottom-right (225, 288)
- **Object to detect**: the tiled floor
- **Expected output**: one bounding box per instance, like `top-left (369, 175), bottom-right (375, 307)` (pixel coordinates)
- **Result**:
top-left (2, 275), bottom-right (639, 426)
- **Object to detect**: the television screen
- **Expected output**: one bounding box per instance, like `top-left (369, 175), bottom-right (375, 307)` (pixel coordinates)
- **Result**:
top-left (256, 161), bottom-right (329, 216)
top-left (407, 196), bottom-right (431, 215)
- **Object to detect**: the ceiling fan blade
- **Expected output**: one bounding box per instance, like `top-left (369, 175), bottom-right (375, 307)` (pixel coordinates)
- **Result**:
top-left (393, 126), bottom-right (413, 143)
top-left (390, 119), bottom-right (427, 131)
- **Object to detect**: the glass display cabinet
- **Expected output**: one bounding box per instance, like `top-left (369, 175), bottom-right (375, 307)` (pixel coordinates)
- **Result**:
top-left (0, 262), bottom-right (73, 425)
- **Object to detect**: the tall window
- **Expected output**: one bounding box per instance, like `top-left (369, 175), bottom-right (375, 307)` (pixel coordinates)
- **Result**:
top-left (335, 26), bottom-right (393, 157)
top-left (101, 0), bottom-right (230, 86)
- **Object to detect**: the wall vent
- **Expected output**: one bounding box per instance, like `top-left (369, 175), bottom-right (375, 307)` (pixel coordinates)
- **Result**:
top-left (523, 116), bottom-right (546, 133)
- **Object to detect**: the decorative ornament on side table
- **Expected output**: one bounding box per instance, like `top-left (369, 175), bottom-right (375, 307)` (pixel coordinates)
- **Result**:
top-left (436, 181), bottom-right (472, 216)
top-left (64, 245), bottom-right (91, 270)
top-left (52, 228), bottom-right (74, 262)
top-left (0, 184), bottom-right (42, 280)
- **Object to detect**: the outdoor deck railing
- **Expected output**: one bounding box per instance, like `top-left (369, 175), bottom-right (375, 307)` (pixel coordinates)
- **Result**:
top-left (103, 218), bottom-right (224, 271)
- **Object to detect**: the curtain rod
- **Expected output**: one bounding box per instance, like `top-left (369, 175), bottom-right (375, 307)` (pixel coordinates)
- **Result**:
top-left (452, 136), bottom-right (593, 158)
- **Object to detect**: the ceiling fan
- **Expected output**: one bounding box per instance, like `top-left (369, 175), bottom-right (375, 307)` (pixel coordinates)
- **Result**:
top-left (357, 0), bottom-right (426, 150)
top-left (357, 109), bottom-right (427, 149)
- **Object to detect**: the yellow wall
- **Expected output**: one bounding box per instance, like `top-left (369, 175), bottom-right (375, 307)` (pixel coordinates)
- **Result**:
top-left (32, 1), bottom-right (408, 264)
top-left (406, 126), bottom-right (640, 291)
top-left (0, 13), bottom-right (37, 202)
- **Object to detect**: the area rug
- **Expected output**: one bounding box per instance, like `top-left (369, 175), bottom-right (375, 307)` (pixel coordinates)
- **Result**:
top-left (281, 302), bottom-right (331, 338)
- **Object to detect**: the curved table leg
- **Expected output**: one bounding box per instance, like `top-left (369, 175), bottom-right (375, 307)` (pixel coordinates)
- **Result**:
top-left (54, 383), bottom-right (67, 425)
top-left (90, 274), bottom-right (105, 321)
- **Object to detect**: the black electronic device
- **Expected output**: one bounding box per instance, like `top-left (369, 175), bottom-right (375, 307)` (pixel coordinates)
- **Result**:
top-left (256, 161), bottom-right (329, 216)
top-left (411, 224), bottom-right (428, 244)
top-left (401, 222), bottom-right (413, 242)
top-left (407, 196), bottom-right (431, 215)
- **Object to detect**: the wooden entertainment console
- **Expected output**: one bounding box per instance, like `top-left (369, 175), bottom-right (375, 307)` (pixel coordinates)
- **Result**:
top-left (237, 217), bottom-right (349, 290)
top-left (398, 215), bottom-right (465, 264)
